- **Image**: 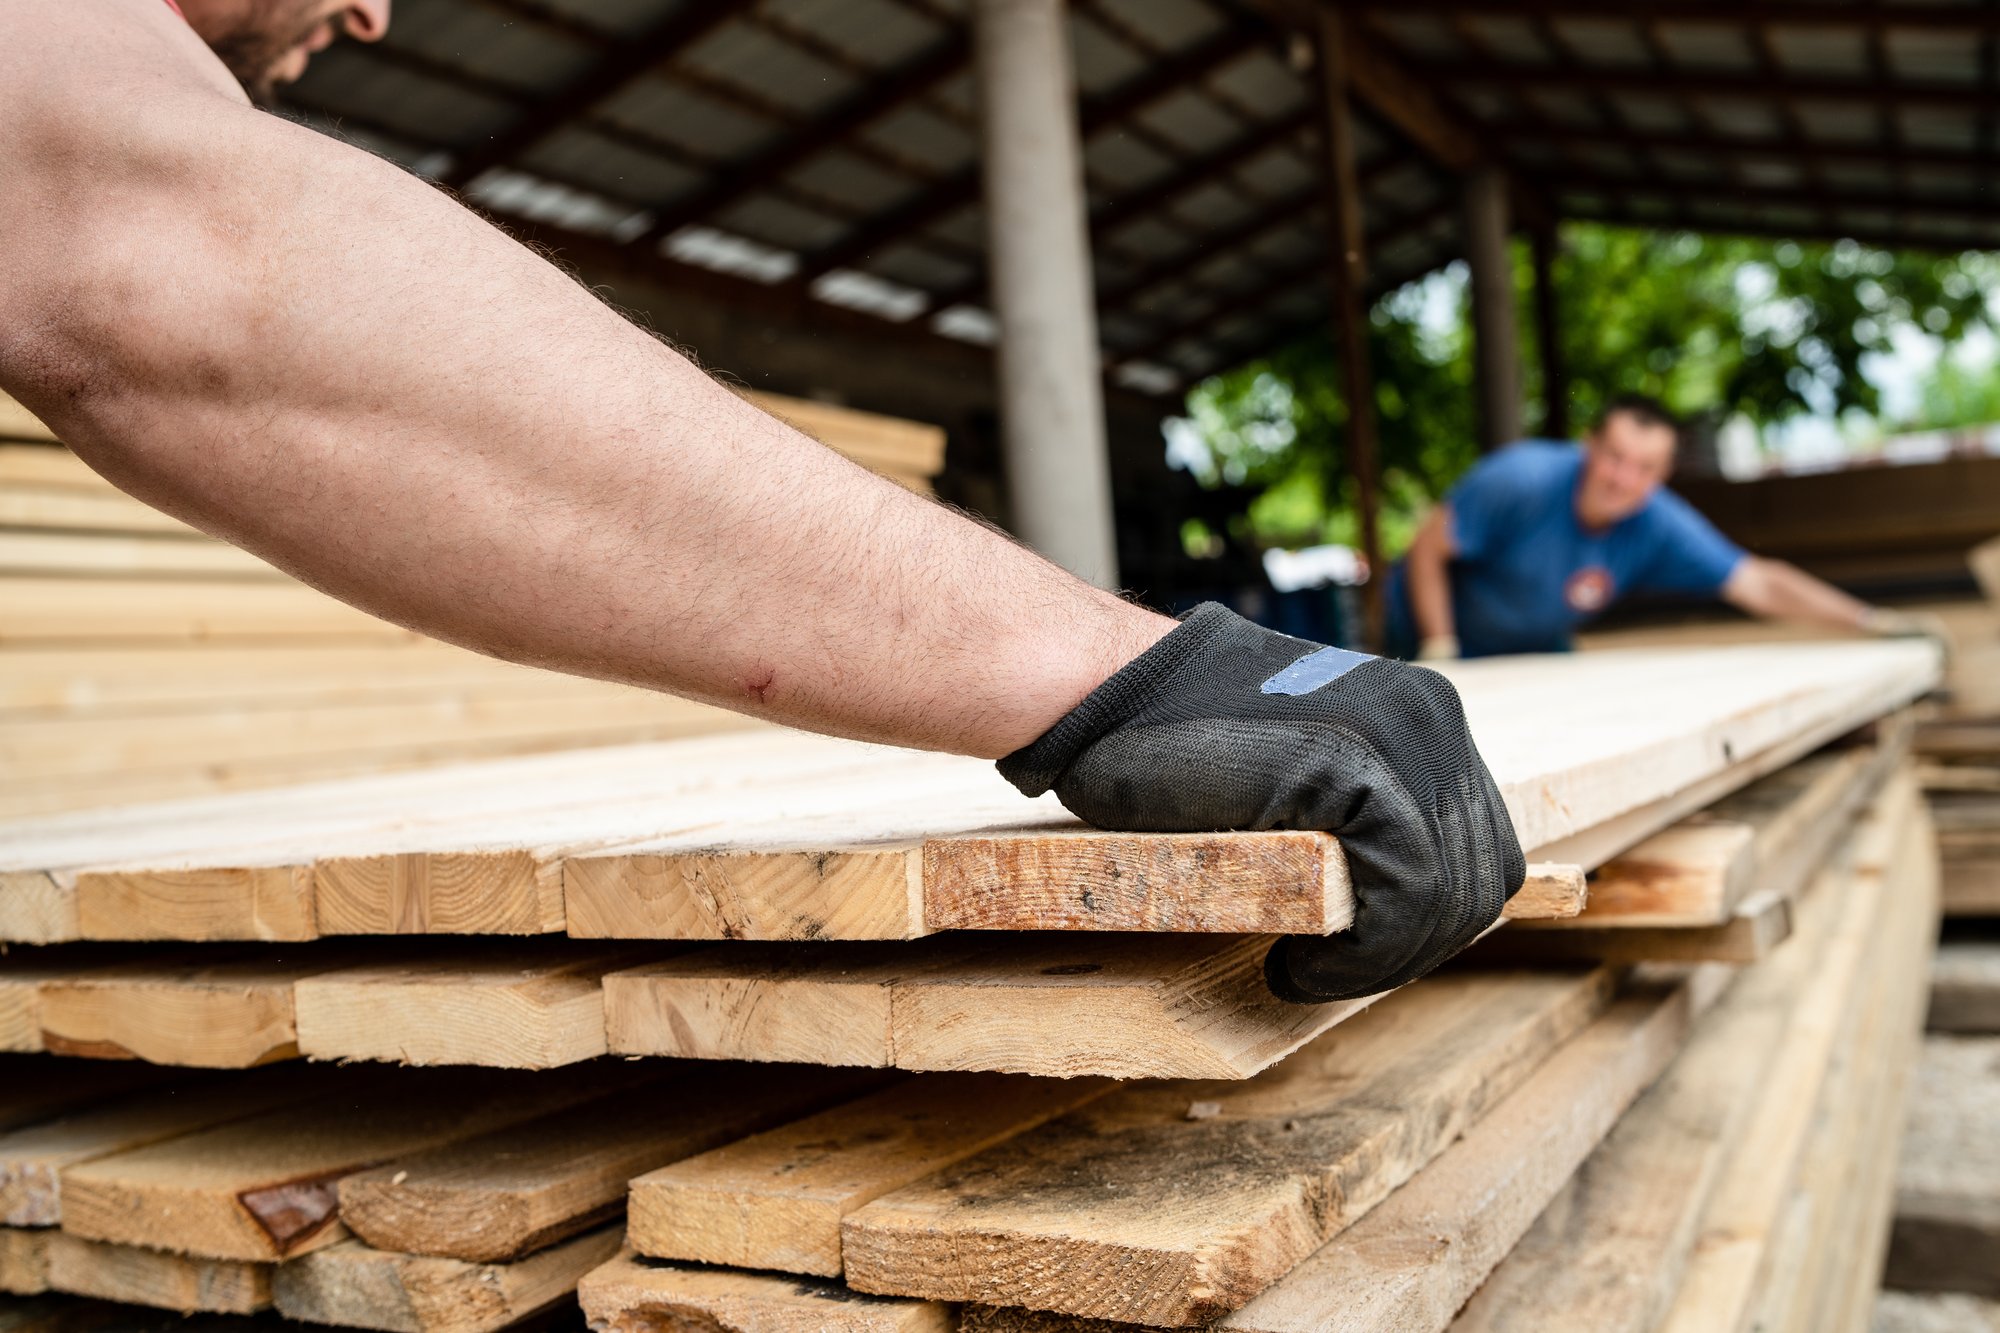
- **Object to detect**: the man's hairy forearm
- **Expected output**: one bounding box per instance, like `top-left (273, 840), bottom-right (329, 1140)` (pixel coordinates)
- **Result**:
top-left (1724, 557), bottom-right (1870, 632)
top-left (0, 1), bottom-right (1170, 757)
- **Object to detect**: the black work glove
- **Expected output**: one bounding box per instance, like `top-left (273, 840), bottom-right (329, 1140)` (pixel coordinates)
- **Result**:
top-left (998, 603), bottom-right (1524, 1003)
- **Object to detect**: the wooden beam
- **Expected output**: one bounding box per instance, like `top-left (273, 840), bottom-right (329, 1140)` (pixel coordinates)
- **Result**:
top-left (1558, 196), bottom-right (2000, 257)
top-left (437, 0), bottom-right (756, 189)
top-left (0, 1228), bottom-right (50, 1296)
top-left (1493, 122), bottom-right (2000, 175)
top-left (336, 1065), bottom-right (880, 1261)
top-left (272, 1228), bottom-right (623, 1333)
top-left (839, 967), bottom-right (1617, 1324)
top-left (1315, 8), bottom-right (1386, 650)
top-left (1337, 13), bottom-right (1483, 174)
top-left (627, 1072), bottom-right (1112, 1276)
top-left (579, 1252), bottom-right (953, 1333)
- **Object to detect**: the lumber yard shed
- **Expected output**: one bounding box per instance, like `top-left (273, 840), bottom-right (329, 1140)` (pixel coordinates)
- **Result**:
top-left (3, 3), bottom-right (2000, 1333)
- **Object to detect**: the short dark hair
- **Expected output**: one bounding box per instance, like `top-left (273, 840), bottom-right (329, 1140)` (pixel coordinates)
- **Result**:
top-left (1593, 393), bottom-right (1680, 438)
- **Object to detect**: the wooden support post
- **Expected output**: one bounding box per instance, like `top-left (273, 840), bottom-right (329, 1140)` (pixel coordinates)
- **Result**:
top-left (1531, 222), bottom-right (1568, 439)
top-left (1464, 166), bottom-right (1524, 451)
top-left (1313, 10), bottom-right (1386, 652)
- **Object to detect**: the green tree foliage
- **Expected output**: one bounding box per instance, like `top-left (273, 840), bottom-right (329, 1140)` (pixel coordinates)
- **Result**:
top-left (1175, 223), bottom-right (1998, 554)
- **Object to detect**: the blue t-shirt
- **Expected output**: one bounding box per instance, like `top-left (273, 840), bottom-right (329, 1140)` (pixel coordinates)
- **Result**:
top-left (1386, 441), bottom-right (1746, 657)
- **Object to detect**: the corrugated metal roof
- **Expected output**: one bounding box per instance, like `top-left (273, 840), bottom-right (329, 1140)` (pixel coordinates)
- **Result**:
top-left (280, 0), bottom-right (2000, 398)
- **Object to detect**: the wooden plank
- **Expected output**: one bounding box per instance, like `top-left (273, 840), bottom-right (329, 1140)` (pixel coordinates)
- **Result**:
top-left (629, 1071), bottom-right (1114, 1276)
top-left (1549, 739), bottom-right (1889, 927)
top-left (1451, 812), bottom-right (1858, 1333)
top-left (1885, 1034), bottom-right (2000, 1299)
top-left (1655, 771), bottom-right (1922, 1332)
top-left (604, 934), bottom-right (1376, 1080)
top-left (1928, 940), bottom-right (2000, 1033)
top-left (271, 1227), bottom-right (620, 1333)
top-left (743, 392), bottom-right (947, 479)
top-left (0, 1068), bottom-right (332, 1225)
top-left (74, 865), bottom-right (317, 944)
top-left (292, 944), bottom-right (667, 1069)
top-left (0, 644), bottom-right (1935, 949)
top-left (58, 1065), bottom-right (643, 1261)
top-left (0, 1229), bottom-right (50, 1295)
top-left (1125, 970), bottom-right (1727, 1333)
top-left (35, 947), bottom-right (374, 1066)
top-left (43, 1234), bottom-right (268, 1315)
top-left (577, 1252), bottom-right (953, 1333)
top-left (839, 966), bottom-right (1617, 1324)
top-left (1468, 888), bottom-right (1794, 965)
top-left (0, 948), bottom-right (157, 1053)
top-left (337, 1064), bottom-right (882, 1261)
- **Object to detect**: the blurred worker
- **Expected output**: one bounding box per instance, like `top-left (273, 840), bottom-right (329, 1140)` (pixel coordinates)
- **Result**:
top-left (1387, 394), bottom-right (1932, 660)
top-left (0, 0), bottom-right (1524, 1005)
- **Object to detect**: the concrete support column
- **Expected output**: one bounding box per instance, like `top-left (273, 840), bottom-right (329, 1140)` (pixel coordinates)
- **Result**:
top-left (973, 0), bottom-right (1118, 587)
top-left (1463, 167), bottom-right (1524, 450)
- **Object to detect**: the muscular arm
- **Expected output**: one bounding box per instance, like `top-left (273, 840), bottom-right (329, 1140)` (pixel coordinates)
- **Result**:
top-left (1404, 504), bottom-right (1459, 656)
top-left (1721, 556), bottom-right (1872, 631)
top-left (0, 0), bottom-right (1171, 758)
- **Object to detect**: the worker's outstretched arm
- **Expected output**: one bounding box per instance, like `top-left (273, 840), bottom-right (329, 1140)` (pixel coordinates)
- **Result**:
top-left (0, 0), bottom-right (1523, 1001)
top-left (0, 0), bottom-right (1171, 759)
top-left (1721, 556), bottom-right (1931, 638)
top-left (1403, 504), bottom-right (1461, 659)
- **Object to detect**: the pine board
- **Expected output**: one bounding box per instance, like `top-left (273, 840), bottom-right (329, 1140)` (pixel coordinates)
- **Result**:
top-left (291, 944), bottom-right (668, 1068)
top-left (983, 968), bottom-right (1727, 1333)
top-left (271, 1228), bottom-right (620, 1333)
top-left (578, 1252), bottom-right (953, 1333)
top-left (629, 1071), bottom-right (1114, 1276)
top-left (839, 966), bottom-right (1617, 1324)
top-left (1544, 737), bottom-right (1891, 928)
top-left (337, 1064), bottom-right (882, 1261)
top-left (0, 948), bottom-right (155, 1053)
top-left (43, 1234), bottom-right (268, 1315)
top-left (34, 947), bottom-right (373, 1066)
top-left (58, 1065), bottom-right (644, 1261)
top-left (0, 643), bottom-right (1936, 948)
top-left (1470, 887), bottom-right (1794, 965)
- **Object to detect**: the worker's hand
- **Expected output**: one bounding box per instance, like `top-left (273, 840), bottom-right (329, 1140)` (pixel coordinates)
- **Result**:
top-left (998, 603), bottom-right (1525, 1003)
top-left (1417, 634), bottom-right (1461, 662)
top-left (1860, 607), bottom-right (1951, 643)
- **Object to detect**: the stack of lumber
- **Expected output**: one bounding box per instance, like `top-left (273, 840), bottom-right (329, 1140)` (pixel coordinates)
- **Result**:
top-left (1676, 458), bottom-right (2000, 588)
top-left (0, 390), bottom-right (945, 819)
top-left (0, 637), bottom-right (1947, 1331)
